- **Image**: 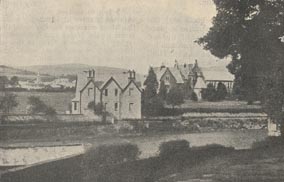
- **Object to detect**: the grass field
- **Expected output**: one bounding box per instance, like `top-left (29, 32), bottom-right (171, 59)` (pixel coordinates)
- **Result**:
top-left (10, 91), bottom-right (75, 114)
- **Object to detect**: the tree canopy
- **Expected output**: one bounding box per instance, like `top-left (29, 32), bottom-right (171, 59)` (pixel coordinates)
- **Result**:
top-left (198, 0), bottom-right (284, 131)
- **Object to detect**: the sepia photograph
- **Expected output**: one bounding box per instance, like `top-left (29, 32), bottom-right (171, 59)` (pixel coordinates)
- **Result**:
top-left (0, 0), bottom-right (284, 181)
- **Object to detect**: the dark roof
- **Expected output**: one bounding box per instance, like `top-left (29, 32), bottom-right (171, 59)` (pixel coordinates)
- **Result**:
top-left (100, 77), bottom-right (123, 91)
top-left (122, 79), bottom-right (142, 93)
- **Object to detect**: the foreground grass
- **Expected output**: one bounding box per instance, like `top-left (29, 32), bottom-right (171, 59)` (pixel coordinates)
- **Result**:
top-left (160, 140), bottom-right (284, 182)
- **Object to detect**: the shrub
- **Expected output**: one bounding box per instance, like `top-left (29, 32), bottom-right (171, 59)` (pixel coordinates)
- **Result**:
top-left (201, 83), bottom-right (219, 101)
top-left (252, 137), bottom-right (284, 149)
top-left (159, 140), bottom-right (190, 158)
top-left (82, 143), bottom-right (140, 168)
top-left (88, 101), bottom-right (104, 115)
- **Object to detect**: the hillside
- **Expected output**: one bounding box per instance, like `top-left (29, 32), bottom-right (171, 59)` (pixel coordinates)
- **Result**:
top-left (19, 64), bottom-right (131, 76)
top-left (0, 65), bottom-right (36, 77)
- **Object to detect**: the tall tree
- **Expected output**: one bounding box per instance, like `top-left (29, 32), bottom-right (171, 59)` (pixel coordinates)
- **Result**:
top-left (143, 67), bottom-right (159, 99)
top-left (142, 67), bottom-right (163, 116)
top-left (198, 0), bottom-right (284, 135)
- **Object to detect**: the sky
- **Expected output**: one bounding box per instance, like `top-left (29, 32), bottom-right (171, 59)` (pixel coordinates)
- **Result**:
top-left (0, 0), bottom-right (229, 73)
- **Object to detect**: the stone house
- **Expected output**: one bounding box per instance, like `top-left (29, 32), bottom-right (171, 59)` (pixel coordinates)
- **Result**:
top-left (71, 69), bottom-right (142, 119)
top-left (152, 60), bottom-right (206, 100)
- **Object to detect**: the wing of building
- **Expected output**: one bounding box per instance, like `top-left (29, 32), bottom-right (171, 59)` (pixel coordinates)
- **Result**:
top-left (71, 69), bottom-right (142, 120)
top-left (152, 60), bottom-right (234, 100)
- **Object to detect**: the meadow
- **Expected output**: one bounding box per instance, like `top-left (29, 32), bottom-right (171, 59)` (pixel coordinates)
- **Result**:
top-left (10, 91), bottom-right (75, 114)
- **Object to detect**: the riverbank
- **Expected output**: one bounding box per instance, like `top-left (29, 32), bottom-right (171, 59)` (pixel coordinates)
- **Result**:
top-left (2, 137), bottom-right (284, 182)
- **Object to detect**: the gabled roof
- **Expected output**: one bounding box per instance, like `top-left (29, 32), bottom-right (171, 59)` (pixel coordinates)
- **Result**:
top-left (194, 77), bottom-right (207, 89)
top-left (153, 67), bottom-right (184, 84)
top-left (80, 79), bottom-right (100, 93)
top-left (122, 79), bottom-right (142, 93)
top-left (168, 68), bottom-right (184, 84)
top-left (100, 77), bottom-right (123, 91)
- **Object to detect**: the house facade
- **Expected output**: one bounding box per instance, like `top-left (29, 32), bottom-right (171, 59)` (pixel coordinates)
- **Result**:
top-left (71, 69), bottom-right (142, 120)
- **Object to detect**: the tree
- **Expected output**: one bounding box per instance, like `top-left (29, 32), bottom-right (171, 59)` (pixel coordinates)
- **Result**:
top-left (0, 93), bottom-right (18, 114)
top-left (143, 67), bottom-right (159, 99)
top-left (9, 76), bottom-right (19, 86)
top-left (166, 87), bottom-right (184, 108)
top-left (142, 67), bottom-right (164, 116)
top-left (198, 0), bottom-right (284, 136)
top-left (216, 82), bottom-right (228, 100)
top-left (158, 80), bottom-right (167, 100)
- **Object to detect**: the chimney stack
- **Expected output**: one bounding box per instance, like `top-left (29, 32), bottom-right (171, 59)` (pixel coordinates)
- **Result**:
top-left (85, 69), bottom-right (95, 81)
top-left (128, 70), bottom-right (136, 81)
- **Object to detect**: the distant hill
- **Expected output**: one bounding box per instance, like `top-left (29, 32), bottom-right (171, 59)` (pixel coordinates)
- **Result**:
top-left (18, 64), bottom-right (146, 84)
top-left (19, 64), bottom-right (131, 76)
top-left (0, 65), bottom-right (39, 80)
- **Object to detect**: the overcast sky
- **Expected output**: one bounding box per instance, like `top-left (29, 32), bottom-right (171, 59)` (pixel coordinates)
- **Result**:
top-left (0, 0), bottom-right (229, 73)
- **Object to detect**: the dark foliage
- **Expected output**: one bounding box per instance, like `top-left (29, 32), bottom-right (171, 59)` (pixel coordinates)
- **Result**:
top-left (201, 83), bottom-right (217, 101)
top-left (216, 82), bottom-right (228, 100)
top-left (143, 67), bottom-right (164, 116)
top-left (159, 140), bottom-right (190, 158)
top-left (166, 87), bottom-right (184, 108)
top-left (88, 101), bottom-right (104, 115)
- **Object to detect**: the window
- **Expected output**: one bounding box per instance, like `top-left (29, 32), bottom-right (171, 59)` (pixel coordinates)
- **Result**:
top-left (129, 103), bottom-right (134, 111)
top-left (129, 88), bottom-right (134, 96)
top-left (74, 102), bottom-right (77, 110)
top-left (88, 88), bottom-right (93, 96)
top-left (114, 103), bottom-right (118, 111)
top-left (105, 103), bottom-right (108, 110)
top-left (105, 89), bottom-right (108, 96)
top-left (115, 89), bottom-right (118, 96)
top-left (166, 76), bottom-right (170, 81)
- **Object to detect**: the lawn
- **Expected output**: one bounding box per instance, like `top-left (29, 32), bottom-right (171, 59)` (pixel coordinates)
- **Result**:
top-left (9, 91), bottom-right (75, 114)
top-left (159, 143), bottom-right (284, 182)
